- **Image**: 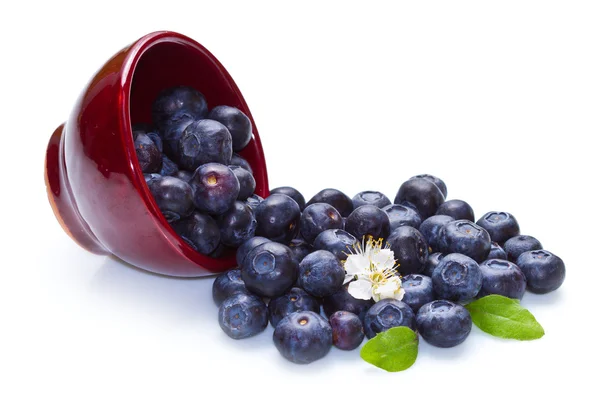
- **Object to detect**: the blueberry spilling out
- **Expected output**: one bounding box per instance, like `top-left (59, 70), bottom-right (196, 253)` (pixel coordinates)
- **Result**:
top-left (423, 252), bottom-right (445, 277)
top-left (268, 287), bottom-right (320, 327)
top-left (298, 250), bottom-right (345, 297)
top-left (270, 186), bottom-right (306, 211)
top-left (313, 229), bottom-right (358, 261)
top-left (288, 238), bottom-right (313, 263)
top-left (229, 165), bottom-right (256, 201)
top-left (476, 212), bottom-right (520, 245)
top-left (438, 220), bottom-right (491, 263)
top-left (416, 300), bottom-right (472, 348)
top-left (218, 293), bottom-right (268, 339)
top-left (171, 211), bottom-right (221, 255)
top-left (273, 311), bottom-right (332, 364)
top-left (479, 259), bottom-right (527, 300)
top-left (436, 199), bottom-right (474, 222)
top-left (352, 191), bottom-right (391, 210)
top-left (218, 201), bottom-right (257, 248)
top-left (504, 235), bottom-right (543, 263)
top-left (330, 311), bottom-right (365, 350)
top-left (395, 177), bottom-right (445, 219)
top-left (487, 242), bottom-right (508, 260)
top-left (386, 226), bottom-right (429, 275)
top-left (401, 274), bottom-right (435, 312)
top-left (323, 284), bottom-right (374, 322)
top-left (307, 188), bottom-right (354, 217)
top-left (517, 250), bottom-right (565, 294)
top-left (409, 174), bottom-right (448, 199)
top-left (363, 299), bottom-right (416, 339)
top-left (254, 194), bottom-right (301, 243)
top-left (432, 253), bottom-right (483, 301)
top-left (208, 105), bottom-right (253, 152)
top-left (419, 214), bottom-right (454, 252)
top-left (345, 205), bottom-right (390, 241)
top-left (241, 241), bottom-right (298, 298)
top-left (383, 204), bottom-right (422, 230)
top-left (212, 269), bottom-right (250, 306)
top-left (236, 236), bottom-right (270, 267)
top-left (299, 203), bottom-right (343, 244)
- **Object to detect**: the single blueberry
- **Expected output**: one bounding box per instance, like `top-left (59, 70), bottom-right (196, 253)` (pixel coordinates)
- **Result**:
top-left (329, 311), bottom-right (365, 350)
top-left (172, 211), bottom-right (220, 255)
top-left (273, 311), bottom-right (332, 364)
top-left (504, 235), bottom-right (543, 262)
top-left (208, 105), bottom-right (252, 151)
top-left (436, 199), bottom-right (475, 222)
top-left (270, 186), bottom-right (306, 211)
top-left (159, 154), bottom-right (179, 177)
top-left (432, 253), bottom-right (483, 301)
top-left (246, 194), bottom-right (264, 211)
top-left (363, 299), bottom-right (416, 339)
top-left (387, 226), bottom-right (429, 275)
top-left (382, 204), bottom-right (422, 230)
top-left (241, 241), bottom-right (298, 297)
top-left (236, 236), bottom-right (270, 267)
top-left (306, 188), bottom-right (354, 217)
top-left (416, 300), bottom-right (472, 348)
top-left (162, 118), bottom-right (194, 159)
top-left (313, 229), bottom-right (358, 261)
top-left (212, 269), bottom-right (250, 306)
top-left (487, 242), bottom-right (508, 260)
top-left (177, 119), bottom-right (233, 170)
top-left (230, 153), bottom-right (253, 174)
top-left (147, 176), bottom-right (194, 222)
top-left (268, 287), bottom-right (320, 327)
top-left (218, 293), bottom-right (268, 339)
top-left (254, 194), bottom-right (301, 243)
top-left (229, 165), bottom-right (256, 201)
top-left (288, 238), bottom-right (313, 263)
top-left (134, 133), bottom-right (162, 173)
top-left (424, 252), bottom-right (445, 277)
top-left (300, 203), bottom-right (343, 244)
top-left (189, 163), bottom-right (240, 215)
top-left (419, 215), bottom-right (454, 252)
top-left (401, 274), bottom-right (435, 313)
top-left (476, 212), bottom-right (520, 245)
top-left (134, 129), bottom-right (163, 152)
top-left (517, 250), bottom-right (565, 294)
top-left (395, 177), bottom-right (445, 219)
top-left (298, 250), bottom-right (345, 297)
top-left (352, 191), bottom-right (391, 210)
top-left (345, 205), bottom-right (390, 241)
top-left (439, 220), bottom-right (491, 263)
top-left (323, 284), bottom-right (374, 322)
top-left (409, 174), bottom-right (448, 199)
top-left (478, 259), bottom-right (527, 299)
top-left (152, 86), bottom-right (208, 134)
top-left (218, 201), bottom-right (257, 248)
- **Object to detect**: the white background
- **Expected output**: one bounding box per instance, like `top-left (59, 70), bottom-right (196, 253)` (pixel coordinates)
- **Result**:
top-left (1, 1), bottom-right (599, 415)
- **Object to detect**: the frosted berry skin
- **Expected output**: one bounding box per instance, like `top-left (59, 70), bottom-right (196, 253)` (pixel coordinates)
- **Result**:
top-left (345, 205), bottom-right (391, 241)
top-left (230, 153), bottom-right (253, 174)
top-left (171, 211), bottom-right (220, 255)
top-left (273, 311), bottom-right (332, 364)
top-left (241, 241), bottom-right (298, 298)
top-left (178, 119), bottom-right (233, 170)
top-left (313, 229), bottom-right (358, 261)
top-left (299, 203), bottom-right (343, 244)
top-left (382, 204), bottom-right (422, 230)
top-left (504, 235), bottom-right (543, 263)
top-left (416, 300), bottom-right (472, 348)
top-left (478, 259), bottom-right (527, 300)
top-left (424, 252), bottom-right (445, 277)
top-left (409, 174), bottom-right (448, 199)
top-left (517, 250), bottom-right (566, 294)
top-left (487, 242), bottom-right (508, 260)
top-left (363, 299), bottom-right (416, 339)
top-left (394, 178), bottom-right (445, 219)
top-left (236, 236), bottom-right (270, 267)
top-left (190, 163), bottom-right (240, 215)
top-left (298, 250), bottom-right (345, 297)
top-left (387, 226), bottom-right (429, 275)
top-left (270, 186), bottom-right (306, 211)
top-left (419, 215), bottom-right (454, 252)
top-left (330, 311), bottom-right (365, 350)
top-left (159, 154), bottom-right (179, 177)
top-left (163, 118), bottom-right (194, 159)
top-left (212, 269), bottom-right (250, 306)
top-left (151, 86), bottom-right (209, 134)
top-left (218, 201), bottom-right (257, 248)
top-left (436, 199), bottom-right (475, 222)
top-left (218, 293), bottom-right (268, 340)
top-left (147, 176), bottom-right (194, 222)
top-left (254, 194), bottom-right (301, 243)
top-left (306, 188), bottom-right (354, 217)
top-left (476, 211), bottom-right (520, 245)
top-left (352, 191), bottom-right (391, 210)
top-left (432, 253), bottom-right (483, 302)
top-left (288, 238), bottom-right (313, 263)
top-left (401, 274), bottom-right (435, 313)
top-left (323, 284), bottom-right (374, 322)
top-left (208, 105), bottom-right (253, 152)
top-left (246, 194), bottom-right (264, 211)
top-left (439, 220), bottom-right (491, 263)
top-left (134, 133), bottom-right (162, 173)
top-left (268, 287), bottom-right (320, 327)
top-left (229, 165), bottom-right (256, 201)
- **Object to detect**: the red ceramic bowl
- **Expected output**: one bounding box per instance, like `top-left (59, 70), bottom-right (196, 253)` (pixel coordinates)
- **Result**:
top-left (45, 31), bottom-right (269, 277)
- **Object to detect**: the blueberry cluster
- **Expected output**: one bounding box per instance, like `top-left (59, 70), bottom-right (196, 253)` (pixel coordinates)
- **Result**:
top-left (211, 175), bottom-right (566, 365)
top-left (133, 86), bottom-right (262, 258)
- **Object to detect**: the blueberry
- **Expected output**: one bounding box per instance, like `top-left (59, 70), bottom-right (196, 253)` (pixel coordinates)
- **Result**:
top-left (246, 194), bottom-right (264, 210)
top-left (134, 129), bottom-right (163, 152)
top-left (382, 204), bottom-right (422, 230)
top-left (419, 215), bottom-right (454, 252)
top-left (134, 133), bottom-right (162, 173)
top-left (268, 287), bottom-right (320, 327)
top-left (424, 252), bottom-right (445, 277)
top-left (298, 250), bottom-right (345, 297)
top-left (307, 188), bottom-right (354, 217)
top-left (299, 203), bottom-right (343, 243)
top-left (212, 269), bottom-right (250, 306)
top-left (329, 311), bottom-right (364, 350)
top-left (288, 238), bottom-right (313, 263)
top-left (416, 300), bottom-right (472, 348)
top-left (387, 226), bottom-right (429, 275)
top-left (159, 154), bottom-right (179, 177)
top-left (273, 311), bottom-right (332, 364)
top-left (230, 153), bottom-right (253, 174)
top-left (270, 186), bottom-right (306, 211)
top-left (229, 165), bottom-right (256, 201)
top-left (409, 174), bottom-right (448, 199)
top-left (439, 220), bottom-right (491, 263)
top-left (172, 211), bottom-right (220, 255)
top-left (479, 259), bottom-right (527, 299)
top-left (254, 194), bottom-right (301, 243)
top-left (313, 229), bottom-right (358, 261)
top-left (401, 274), bottom-right (435, 312)
top-left (147, 176), bottom-right (194, 222)
top-left (345, 205), bottom-right (390, 241)
top-left (189, 163), bottom-right (240, 215)
top-left (162, 118), bottom-right (194, 158)
top-left (363, 299), bottom-right (416, 339)
top-left (504, 235), bottom-right (543, 262)
top-left (152, 86), bottom-right (208, 134)
top-left (476, 212), bottom-right (520, 245)
top-left (436, 199), bottom-right (474, 222)
top-left (218, 201), bottom-right (257, 248)
top-left (174, 170), bottom-right (193, 183)
top-left (218, 293), bottom-right (268, 339)
top-left (144, 173), bottom-right (162, 184)
top-left (207, 105), bottom-right (252, 151)
top-left (517, 250), bottom-right (565, 294)
top-left (487, 242), bottom-right (508, 260)
top-left (323, 284), bottom-right (374, 322)
top-left (394, 178), bottom-right (445, 219)
top-left (432, 253), bottom-right (483, 301)
top-left (177, 119), bottom-right (233, 170)
top-left (352, 191), bottom-right (391, 210)
top-left (241, 241), bottom-right (298, 297)
top-left (236, 236), bottom-right (270, 267)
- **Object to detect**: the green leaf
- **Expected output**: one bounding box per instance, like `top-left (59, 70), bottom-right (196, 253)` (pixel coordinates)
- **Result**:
top-left (360, 326), bottom-right (418, 372)
top-left (465, 295), bottom-right (545, 340)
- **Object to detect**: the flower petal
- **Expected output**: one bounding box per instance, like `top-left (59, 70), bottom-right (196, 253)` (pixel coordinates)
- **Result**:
top-left (373, 276), bottom-right (404, 301)
top-left (348, 279), bottom-right (373, 300)
top-left (344, 253), bottom-right (370, 275)
top-left (371, 249), bottom-right (396, 270)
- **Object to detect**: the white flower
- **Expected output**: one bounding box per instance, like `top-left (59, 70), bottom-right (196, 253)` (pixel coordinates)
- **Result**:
top-left (343, 236), bottom-right (405, 302)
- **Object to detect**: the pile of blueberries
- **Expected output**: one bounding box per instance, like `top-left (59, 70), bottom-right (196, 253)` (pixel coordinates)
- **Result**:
top-left (134, 86), bottom-right (566, 365)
